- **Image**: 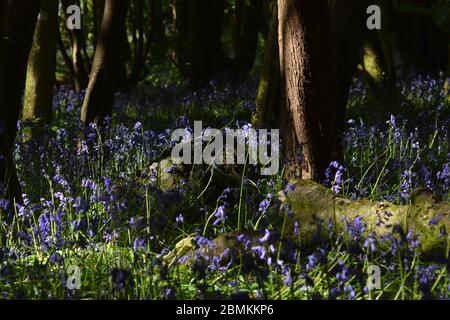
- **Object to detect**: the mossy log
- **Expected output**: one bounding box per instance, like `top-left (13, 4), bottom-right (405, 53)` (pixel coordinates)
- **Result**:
top-left (169, 180), bottom-right (450, 266)
top-left (279, 180), bottom-right (450, 261)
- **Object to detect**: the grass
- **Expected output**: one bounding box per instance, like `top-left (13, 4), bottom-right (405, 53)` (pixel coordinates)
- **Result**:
top-left (0, 74), bottom-right (449, 300)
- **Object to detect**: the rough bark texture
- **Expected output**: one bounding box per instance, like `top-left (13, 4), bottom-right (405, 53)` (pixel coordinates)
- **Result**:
top-left (80, 0), bottom-right (129, 125)
top-left (0, 0), bottom-right (41, 203)
top-left (278, 0), bottom-right (338, 181)
top-left (23, 0), bottom-right (58, 124)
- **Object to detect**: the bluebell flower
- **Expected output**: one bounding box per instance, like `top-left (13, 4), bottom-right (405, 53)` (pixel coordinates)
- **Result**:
top-left (176, 214), bottom-right (184, 224)
top-left (213, 205), bottom-right (227, 225)
top-left (259, 229), bottom-right (270, 243)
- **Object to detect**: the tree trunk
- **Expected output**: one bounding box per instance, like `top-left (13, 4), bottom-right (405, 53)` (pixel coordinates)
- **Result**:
top-left (0, 0), bottom-right (41, 203)
top-left (93, 0), bottom-right (106, 51)
top-left (255, 1), bottom-right (280, 128)
top-left (23, 0), bottom-right (58, 125)
top-left (80, 0), bottom-right (129, 125)
top-left (278, 0), bottom-right (338, 182)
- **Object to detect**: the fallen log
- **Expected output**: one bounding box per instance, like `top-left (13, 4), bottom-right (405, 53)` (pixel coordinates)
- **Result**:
top-left (168, 180), bottom-right (450, 265)
top-left (279, 180), bottom-right (450, 261)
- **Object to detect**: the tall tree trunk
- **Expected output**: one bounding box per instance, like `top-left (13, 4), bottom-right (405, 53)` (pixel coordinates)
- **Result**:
top-left (0, 0), bottom-right (41, 203)
top-left (80, 0), bottom-right (129, 125)
top-left (174, 0), bottom-right (225, 88)
top-left (23, 0), bottom-right (59, 125)
top-left (278, 0), bottom-right (338, 181)
top-left (255, 1), bottom-right (280, 128)
top-left (93, 0), bottom-right (106, 50)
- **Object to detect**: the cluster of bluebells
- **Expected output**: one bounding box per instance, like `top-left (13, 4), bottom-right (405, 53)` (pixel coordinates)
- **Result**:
top-left (338, 76), bottom-right (450, 202)
top-left (0, 75), bottom-right (449, 300)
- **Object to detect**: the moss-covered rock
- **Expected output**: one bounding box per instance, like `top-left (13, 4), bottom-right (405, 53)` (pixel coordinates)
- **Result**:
top-left (149, 158), bottom-right (183, 191)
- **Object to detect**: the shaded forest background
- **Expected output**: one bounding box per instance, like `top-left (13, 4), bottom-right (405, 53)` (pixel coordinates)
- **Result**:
top-left (1, 0), bottom-right (449, 203)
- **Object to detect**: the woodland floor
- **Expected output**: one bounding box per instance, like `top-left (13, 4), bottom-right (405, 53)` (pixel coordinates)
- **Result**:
top-left (1, 74), bottom-right (449, 300)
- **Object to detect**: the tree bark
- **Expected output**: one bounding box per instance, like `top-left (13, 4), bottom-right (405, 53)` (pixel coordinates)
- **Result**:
top-left (0, 0), bottom-right (41, 203)
top-left (93, 0), bottom-right (106, 50)
top-left (278, 0), bottom-right (338, 182)
top-left (23, 0), bottom-right (59, 125)
top-left (80, 0), bottom-right (129, 125)
top-left (377, 0), bottom-right (402, 82)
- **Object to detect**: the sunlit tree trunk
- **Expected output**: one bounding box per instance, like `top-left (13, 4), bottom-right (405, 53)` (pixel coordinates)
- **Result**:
top-left (278, 0), bottom-right (338, 181)
top-left (23, 0), bottom-right (59, 125)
